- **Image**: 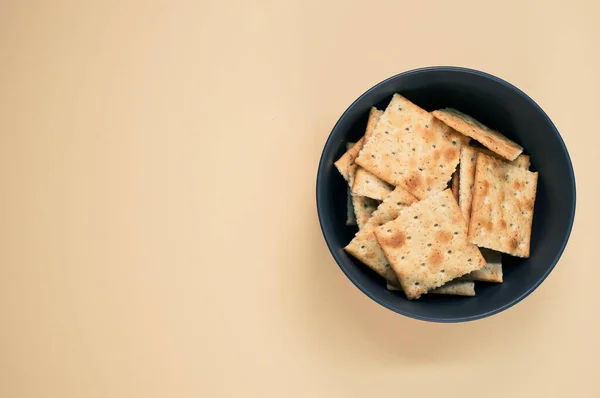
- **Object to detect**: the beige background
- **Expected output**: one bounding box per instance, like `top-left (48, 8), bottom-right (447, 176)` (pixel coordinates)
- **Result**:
top-left (1, 1), bottom-right (599, 397)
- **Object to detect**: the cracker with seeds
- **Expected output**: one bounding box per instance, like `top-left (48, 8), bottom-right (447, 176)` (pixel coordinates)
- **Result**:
top-left (478, 147), bottom-right (530, 169)
top-left (334, 108), bottom-right (382, 186)
top-left (345, 187), bottom-right (418, 286)
top-left (459, 146), bottom-right (530, 226)
top-left (431, 280), bottom-right (475, 296)
top-left (355, 95), bottom-right (467, 199)
top-left (352, 167), bottom-right (393, 200)
top-left (352, 195), bottom-right (380, 229)
top-left (467, 153), bottom-right (538, 257)
top-left (458, 146), bottom-right (479, 225)
top-left (462, 248), bottom-right (503, 283)
top-left (364, 108), bottom-right (384, 141)
top-left (374, 189), bottom-right (486, 300)
top-left (432, 108), bottom-right (523, 161)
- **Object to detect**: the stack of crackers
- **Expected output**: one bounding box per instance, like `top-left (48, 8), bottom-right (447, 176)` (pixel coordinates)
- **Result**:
top-left (335, 94), bottom-right (538, 300)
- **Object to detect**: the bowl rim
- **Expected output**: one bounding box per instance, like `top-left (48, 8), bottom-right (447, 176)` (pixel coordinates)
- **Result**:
top-left (315, 66), bottom-right (576, 323)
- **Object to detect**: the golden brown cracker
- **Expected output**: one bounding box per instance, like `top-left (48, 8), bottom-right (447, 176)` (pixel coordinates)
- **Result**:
top-left (374, 189), bottom-right (486, 300)
top-left (467, 153), bottom-right (538, 257)
top-left (432, 108), bottom-right (523, 161)
top-left (355, 95), bottom-right (466, 199)
top-left (345, 187), bottom-right (418, 285)
top-left (351, 167), bottom-right (393, 200)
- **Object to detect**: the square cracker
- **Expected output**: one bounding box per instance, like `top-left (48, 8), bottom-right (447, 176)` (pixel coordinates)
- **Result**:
top-left (351, 195), bottom-right (379, 229)
top-left (459, 146), bottom-right (530, 226)
top-left (345, 187), bottom-right (418, 286)
top-left (355, 94), bottom-right (467, 200)
top-left (431, 280), bottom-right (475, 296)
top-left (352, 167), bottom-right (393, 200)
top-left (334, 107), bottom-right (383, 186)
top-left (432, 108), bottom-right (523, 161)
top-left (374, 189), bottom-right (486, 300)
top-left (467, 153), bottom-right (538, 257)
top-left (462, 248), bottom-right (503, 283)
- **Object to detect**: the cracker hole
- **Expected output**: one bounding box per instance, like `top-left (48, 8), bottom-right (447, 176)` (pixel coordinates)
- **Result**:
top-left (427, 243), bottom-right (431, 246)
top-left (414, 282), bottom-right (419, 286)
top-left (371, 154), bottom-right (375, 158)
top-left (452, 140), bottom-right (457, 145)
top-left (412, 148), bottom-right (416, 152)
top-left (401, 256), bottom-right (405, 259)
top-left (405, 127), bottom-right (410, 131)
top-left (468, 258), bottom-right (472, 262)
top-left (391, 151), bottom-right (395, 154)
top-left (413, 216), bottom-right (418, 219)
top-left (440, 269), bottom-right (445, 273)
top-left (385, 131), bottom-right (389, 134)
top-left (418, 167), bottom-right (423, 171)
top-left (447, 250), bottom-right (452, 254)
top-left (434, 223), bottom-right (439, 227)
top-left (425, 124), bottom-right (429, 128)
top-left (454, 231), bottom-right (458, 235)
top-left (432, 144), bottom-right (437, 148)
top-left (387, 229), bottom-right (392, 233)
top-left (360, 245), bottom-right (365, 249)
top-left (421, 263), bottom-right (425, 267)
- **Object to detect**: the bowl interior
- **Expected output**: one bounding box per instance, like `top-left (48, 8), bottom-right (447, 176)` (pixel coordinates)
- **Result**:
top-left (316, 67), bottom-right (575, 322)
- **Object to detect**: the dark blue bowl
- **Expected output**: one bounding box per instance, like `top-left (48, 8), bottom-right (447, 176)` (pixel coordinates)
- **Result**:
top-left (316, 67), bottom-right (576, 322)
